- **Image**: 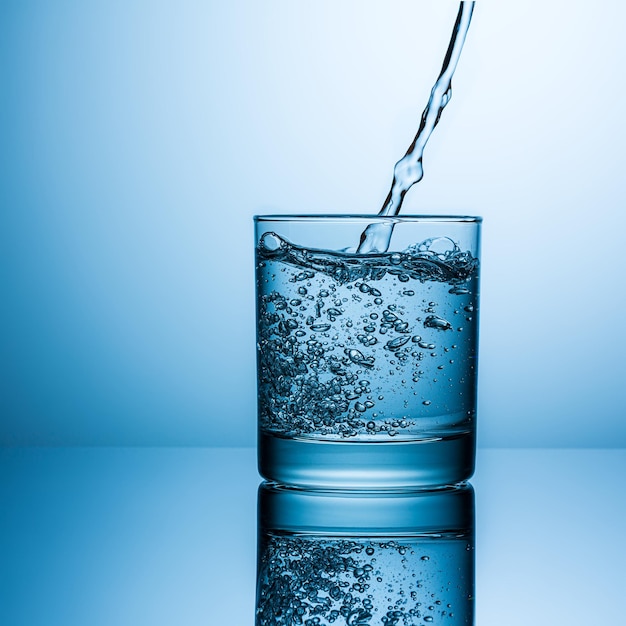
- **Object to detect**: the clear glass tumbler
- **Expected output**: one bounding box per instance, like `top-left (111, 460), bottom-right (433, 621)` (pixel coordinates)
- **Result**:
top-left (256, 482), bottom-right (475, 625)
top-left (254, 215), bottom-right (481, 488)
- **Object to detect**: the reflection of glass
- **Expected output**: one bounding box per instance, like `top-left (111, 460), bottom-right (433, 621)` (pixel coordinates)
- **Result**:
top-left (256, 482), bottom-right (475, 625)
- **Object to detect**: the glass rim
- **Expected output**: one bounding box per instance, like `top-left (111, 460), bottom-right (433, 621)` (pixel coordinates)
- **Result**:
top-left (254, 214), bottom-right (482, 223)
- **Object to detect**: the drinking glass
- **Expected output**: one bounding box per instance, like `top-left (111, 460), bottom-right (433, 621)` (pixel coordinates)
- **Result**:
top-left (255, 215), bottom-right (481, 488)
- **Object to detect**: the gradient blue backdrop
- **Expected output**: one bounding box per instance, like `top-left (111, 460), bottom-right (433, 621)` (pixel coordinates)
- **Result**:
top-left (2, 0), bottom-right (625, 446)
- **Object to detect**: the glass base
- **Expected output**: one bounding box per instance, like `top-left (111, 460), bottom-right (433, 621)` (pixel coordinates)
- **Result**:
top-left (258, 430), bottom-right (475, 489)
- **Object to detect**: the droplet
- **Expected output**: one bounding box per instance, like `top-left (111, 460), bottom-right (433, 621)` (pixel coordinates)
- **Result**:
top-left (422, 400), bottom-right (431, 406)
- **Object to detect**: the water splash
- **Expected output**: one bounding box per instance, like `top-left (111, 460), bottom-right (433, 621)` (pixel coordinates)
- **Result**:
top-left (358, 1), bottom-right (475, 254)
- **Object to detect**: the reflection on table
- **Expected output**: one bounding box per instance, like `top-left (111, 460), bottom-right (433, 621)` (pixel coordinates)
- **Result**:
top-left (256, 482), bottom-right (475, 625)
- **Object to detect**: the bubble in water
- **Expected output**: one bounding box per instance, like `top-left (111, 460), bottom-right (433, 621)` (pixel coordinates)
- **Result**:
top-left (424, 315), bottom-right (452, 331)
top-left (310, 323), bottom-right (331, 332)
top-left (385, 336), bottom-right (411, 351)
top-left (260, 231), bottom-right (283, 252)
top-left (346, 348), bottom-right (375, 368)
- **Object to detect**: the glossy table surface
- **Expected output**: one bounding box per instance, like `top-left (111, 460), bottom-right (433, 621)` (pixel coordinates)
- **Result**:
top-left (2, 447), bottom-right (625, 625)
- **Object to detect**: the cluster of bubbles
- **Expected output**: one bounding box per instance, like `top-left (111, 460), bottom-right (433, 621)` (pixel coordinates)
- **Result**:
top-left (256, 535), bottom-right (471, 625)
top-left (256, 234), bottom-right (478, 439)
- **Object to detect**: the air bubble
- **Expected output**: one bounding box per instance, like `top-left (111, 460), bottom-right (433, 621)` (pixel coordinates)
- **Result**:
top-left (310, 323), bottom-right (331, 332)
top-left (259, 232), bottom-right (283, 251)
top-left (346, 349), bottom-right (375, 368)
top-left (418, 341), bottom-right (436, 350)
top-left (385, 336), bottom-right (410, 351)
top-left (424, 315), bottom-right (452, 331)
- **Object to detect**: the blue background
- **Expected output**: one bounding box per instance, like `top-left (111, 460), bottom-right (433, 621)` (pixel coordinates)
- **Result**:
top-left (2, 0), bottom-right (626, 447)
